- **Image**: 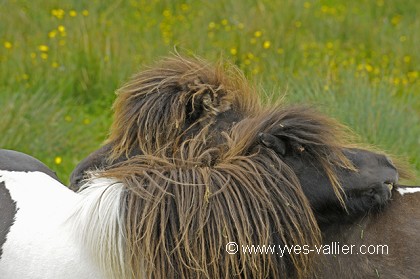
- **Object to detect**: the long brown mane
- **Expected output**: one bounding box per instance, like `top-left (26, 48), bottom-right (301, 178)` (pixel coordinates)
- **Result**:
top-left (107, 56), bottom-right (260, 161)
top-left (91, 56), bottom-right (356, 278)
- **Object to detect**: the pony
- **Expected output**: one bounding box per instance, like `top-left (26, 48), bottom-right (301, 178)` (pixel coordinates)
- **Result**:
top-left (1, 56), bottom-right (419, 278)
top-left (70, 56), bottom-right (398, 221)
top-left (1, 147), bottom-right (419, 278)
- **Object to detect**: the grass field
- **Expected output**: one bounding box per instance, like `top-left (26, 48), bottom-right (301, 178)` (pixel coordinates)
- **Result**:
top-left (1, 0), bottom-right (419, 184)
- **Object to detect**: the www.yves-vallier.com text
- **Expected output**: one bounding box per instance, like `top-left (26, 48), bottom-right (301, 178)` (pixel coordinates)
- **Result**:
top-left (225, 242), bottom-right (388, 256)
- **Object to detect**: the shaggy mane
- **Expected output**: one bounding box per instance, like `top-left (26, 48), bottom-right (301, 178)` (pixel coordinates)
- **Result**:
top-left (74, 56), bottom-right (360, 278)
top-left (107, 56), bottom-right (260, 161)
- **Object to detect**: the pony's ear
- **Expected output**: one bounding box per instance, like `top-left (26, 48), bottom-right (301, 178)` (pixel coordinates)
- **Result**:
top-left (185, 91), bottom-right (213, 123)
top-left (258, 133), bottom-right (286, 156)
top-left (182, 77), bottom-right (231, 124)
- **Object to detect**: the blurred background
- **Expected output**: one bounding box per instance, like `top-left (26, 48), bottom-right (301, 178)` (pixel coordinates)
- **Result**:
top-left (1, 0), bottom-right (419, 184)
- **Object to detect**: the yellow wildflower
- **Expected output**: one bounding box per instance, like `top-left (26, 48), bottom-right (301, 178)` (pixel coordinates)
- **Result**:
top-left (82, 10), bottom-right (89, 16)
top-left (163, 10), bottom-right (171, 17)
top-left (69, 10), bottom-right (77, 17)
top-left (54, 157), bottom-right (62, 165)
top-left (48, 30), bottom-right (57, 38)
top-left (247, 52), bottom-right (255, 60)
top-left (326, 42), bottom-right (334, 49)
top-left (180, 4), bottom-right (189, 11)
top-left (407, 71), bottom-right (418, 81)
top-left (38, 45), bottom-right (49, 52)
top-left (391, 15), bottom-right (401, 26)
top-left (4, 41), bottom-right (12, 49)
top-left (230, 48), bottom-right (237, 55)
top-left (365, 64), bottom-right (373, 72)
top-left (51, 9), bottom-right (65, 19)
top-left (254, 30), bottom-right (262, 38)
top-left (263, 41), bottom-right (271, 49)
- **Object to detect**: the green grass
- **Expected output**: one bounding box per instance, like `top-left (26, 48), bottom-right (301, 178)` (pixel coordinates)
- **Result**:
top-left (1, 0), bottom-right (419, 184)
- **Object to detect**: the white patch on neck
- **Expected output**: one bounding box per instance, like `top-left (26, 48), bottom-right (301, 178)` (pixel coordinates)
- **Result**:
top-left (72, 176), bottom-right (129, 279)
top-left (396, 187), bottom-right (420, 196)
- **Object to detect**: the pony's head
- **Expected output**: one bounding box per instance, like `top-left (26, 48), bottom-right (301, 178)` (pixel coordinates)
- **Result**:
top-left (255, 110), bottom-right (406, 225)
top-left (259, 136), bottom-right (402, 225)
top-left (288, 148), bottom-right (399, 225)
